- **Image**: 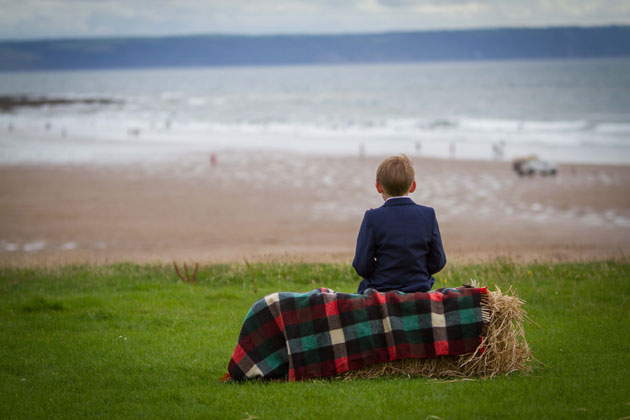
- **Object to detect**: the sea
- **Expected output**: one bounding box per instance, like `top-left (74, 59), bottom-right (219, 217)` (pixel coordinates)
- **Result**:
top-left (0, 58), bottom-right (629, 165)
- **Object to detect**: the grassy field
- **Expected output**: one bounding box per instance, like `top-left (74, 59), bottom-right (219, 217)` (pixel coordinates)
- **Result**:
top-left (0, 260), bottom-right (629, 420)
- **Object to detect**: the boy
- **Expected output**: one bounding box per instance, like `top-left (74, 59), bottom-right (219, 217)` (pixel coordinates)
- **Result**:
top-left (352, 154), bottom-right (446, 293)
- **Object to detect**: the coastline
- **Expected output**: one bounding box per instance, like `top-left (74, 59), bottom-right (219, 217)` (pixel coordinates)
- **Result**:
top-left (1, 152), bottom-right (628, 266)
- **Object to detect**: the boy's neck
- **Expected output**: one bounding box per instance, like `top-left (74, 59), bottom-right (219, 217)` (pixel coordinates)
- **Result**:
top-left (383, 193), bottom-right (409, 201)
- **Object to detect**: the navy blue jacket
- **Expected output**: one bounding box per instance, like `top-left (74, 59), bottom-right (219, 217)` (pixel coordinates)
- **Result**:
top-left (352, 197), bottom-right (446, 293)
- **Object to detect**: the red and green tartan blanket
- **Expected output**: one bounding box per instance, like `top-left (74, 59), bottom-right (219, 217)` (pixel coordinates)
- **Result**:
top-left (227, 286), bottom-right (488, 381)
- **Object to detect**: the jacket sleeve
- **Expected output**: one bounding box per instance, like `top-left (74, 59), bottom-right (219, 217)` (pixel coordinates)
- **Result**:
top-left (352, 211), bottom-right (376, 278)
top-left (427, 210), bottom-right (447, 275)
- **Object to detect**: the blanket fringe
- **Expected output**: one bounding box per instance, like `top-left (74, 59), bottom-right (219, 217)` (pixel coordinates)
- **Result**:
top-left (337, 284), bottom-right (534, 380)
top-left (480, 292), bottom-right (492, 325)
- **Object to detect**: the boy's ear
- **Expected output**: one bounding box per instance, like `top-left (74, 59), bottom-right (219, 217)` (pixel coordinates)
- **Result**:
top-left (409, 181), bottom-right (417, 193)
top-left (375, 181), bottom-right (384, 194)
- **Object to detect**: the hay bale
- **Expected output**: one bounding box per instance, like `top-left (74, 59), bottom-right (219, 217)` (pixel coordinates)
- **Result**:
top-left (338, 285), bottom-right (534, 380)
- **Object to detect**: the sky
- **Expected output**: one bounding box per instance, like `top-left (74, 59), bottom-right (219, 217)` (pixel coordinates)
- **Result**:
top-left (1, 0), bottom-right (629, 40)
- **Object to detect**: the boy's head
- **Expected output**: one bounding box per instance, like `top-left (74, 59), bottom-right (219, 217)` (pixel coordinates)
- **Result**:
top-left (376, 154), bottom-right (416, 198)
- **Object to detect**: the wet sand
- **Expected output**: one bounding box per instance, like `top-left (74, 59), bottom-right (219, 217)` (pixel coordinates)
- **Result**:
top-left (0, 152), bottom-right (629, 266)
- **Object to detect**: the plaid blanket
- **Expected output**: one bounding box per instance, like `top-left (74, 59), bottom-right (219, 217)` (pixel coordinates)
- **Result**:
top-left (227, 286), bottom-right (488, 381)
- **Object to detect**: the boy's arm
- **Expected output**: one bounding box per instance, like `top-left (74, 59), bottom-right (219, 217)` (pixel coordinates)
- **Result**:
top-left (427, 210), bottom-right (447, 275)
top-left (352, 212), bottom-right (376, 278)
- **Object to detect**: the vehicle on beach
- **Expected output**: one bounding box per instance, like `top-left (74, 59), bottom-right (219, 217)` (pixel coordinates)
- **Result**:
top-left (513, 156), bottom-right (557, 176)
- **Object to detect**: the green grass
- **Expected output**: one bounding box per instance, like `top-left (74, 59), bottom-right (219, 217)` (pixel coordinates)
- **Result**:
top-left (0, 261), bottom-right (629, 420)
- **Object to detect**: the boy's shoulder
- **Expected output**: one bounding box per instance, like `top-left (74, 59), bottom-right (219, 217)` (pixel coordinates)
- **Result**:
top-left (366, 198), bottom-right (435, 217)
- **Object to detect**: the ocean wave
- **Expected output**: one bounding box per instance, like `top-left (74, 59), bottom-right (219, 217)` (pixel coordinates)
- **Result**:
top-left (192, 117), bottom-right (613, 138)
top-left (4, 92), bottom-right (626, 140)
top-left (457, 118), bottom-right (594, 133)
top-left (4, 110), bottom-right (626, 140)
top-left (195, 117), bottom-right (614, 136)
top-left (594, 122), bottom-right (630, 134)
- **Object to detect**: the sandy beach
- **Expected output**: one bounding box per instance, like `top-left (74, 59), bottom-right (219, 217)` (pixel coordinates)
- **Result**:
top-left (0, 151), bottom-right (629, 266)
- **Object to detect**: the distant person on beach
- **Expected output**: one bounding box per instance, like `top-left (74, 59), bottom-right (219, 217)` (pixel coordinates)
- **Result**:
top-left (353, 154), bottom-right (446, 294)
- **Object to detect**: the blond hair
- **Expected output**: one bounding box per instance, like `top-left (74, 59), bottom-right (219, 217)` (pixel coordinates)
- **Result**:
top-left (376, 154), bottom-right (415, 196)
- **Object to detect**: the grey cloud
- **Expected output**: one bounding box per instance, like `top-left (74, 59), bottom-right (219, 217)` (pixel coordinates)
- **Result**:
top-left (0, 0), bottom-right (628, 40)
top-left (378, 0), bottom-right (479, 6)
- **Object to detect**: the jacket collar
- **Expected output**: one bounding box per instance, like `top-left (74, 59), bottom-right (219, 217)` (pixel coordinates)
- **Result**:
top-left (383, 196), bottom-right (414, 207)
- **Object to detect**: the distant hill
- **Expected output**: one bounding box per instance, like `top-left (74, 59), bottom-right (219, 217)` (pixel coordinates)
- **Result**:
top-left (1, 26), bottom-right (629, 71)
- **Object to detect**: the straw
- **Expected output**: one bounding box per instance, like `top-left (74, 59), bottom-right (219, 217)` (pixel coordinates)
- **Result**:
top-left (337, 285), bottom-right (534, 380)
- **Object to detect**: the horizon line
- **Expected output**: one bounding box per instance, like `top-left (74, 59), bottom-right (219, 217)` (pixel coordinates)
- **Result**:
top-left (1, 23), bottom-right (629, 44)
